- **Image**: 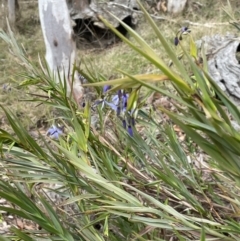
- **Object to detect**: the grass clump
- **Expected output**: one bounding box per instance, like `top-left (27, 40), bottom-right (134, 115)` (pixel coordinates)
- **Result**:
top-left (1, 1), bottom-right (240, 241)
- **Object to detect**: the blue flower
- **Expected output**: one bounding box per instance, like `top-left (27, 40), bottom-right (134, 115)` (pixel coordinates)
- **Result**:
top-left (103, 99), bottom-right (118, 111)
top-left (103, 85), bottom-right (111, 93)
top-left (117, 89), bottom-right (122, 98)
top-left (181, 26), bottom-right (188, 32)
top-left (122, 93), bottom-right (128, 110)
top-left (127, 125), bottom-right (133, 137)
top-left (46, 125), bottom-right (63, 139)
top-left (174, 26), bottom-right (191, 47)
top-left (174, 37), bottom-right (179, 46)
top-left (99, 87), bottom-right (136, 136)
top-left (111, 94), bottom-right (120, 109)
top-left (2, 83), bottom-right (11, 92)
top-left (103, 91), bottom-right (129, 114)
top-left (122, 119), bottom-right (127, 129)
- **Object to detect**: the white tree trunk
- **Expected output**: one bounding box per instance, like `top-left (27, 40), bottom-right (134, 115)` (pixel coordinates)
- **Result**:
top-left (38, 0), bottom-right (83, 106)
top-left (167, 0), bottom-right (188, 14)
top-left (8, 0), bottom-right (16, 25)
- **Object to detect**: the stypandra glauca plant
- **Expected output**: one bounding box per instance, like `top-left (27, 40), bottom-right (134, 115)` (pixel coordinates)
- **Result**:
top-left (1, 2), bottom-right (240, 241)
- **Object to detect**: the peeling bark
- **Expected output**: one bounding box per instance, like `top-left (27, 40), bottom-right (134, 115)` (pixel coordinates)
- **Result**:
top-left (167, 0), bottom-right (188, 14)
top-left (38, 0), bottom-right (83, 106)
top-left (196, 34), bottom-right (240, 105)
top-left (67, 0), bottom-right (139, 28)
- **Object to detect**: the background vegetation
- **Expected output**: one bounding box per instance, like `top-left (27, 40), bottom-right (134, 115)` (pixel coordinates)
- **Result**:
top-left (0, 0), bottom-right (239, 130)
top-left (1, 0), bottom-right (240, 240)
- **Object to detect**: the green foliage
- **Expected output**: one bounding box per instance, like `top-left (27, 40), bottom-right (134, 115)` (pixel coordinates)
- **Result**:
top-left (1, 1), bottom-right (240, 241)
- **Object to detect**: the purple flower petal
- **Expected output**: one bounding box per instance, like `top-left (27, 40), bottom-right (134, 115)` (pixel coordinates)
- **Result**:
top-left (117, 90), bottom-right (122, 98)
top-left (174, 37), bottom-right (179, 46)
top-left (2, 84), bottom-right (11, 92)
top-left (122, 94), bottom-right (128, 107)
top-left (127, 125), bottom-right (133, 137)
top-left (104, 101), bottom-right (118, 111)
top-left (122, 120), bottom-right (127, 129)
top-left (112, 94), bottom-right (120, 106)
top-left (181, 26), bottom-right (188, 32)
top-left (47, 125), bottom-right (63, 140)
top-left (103, 85), bottom-right (111, 93)
top-left (122, 93), bottom-right (129, 112)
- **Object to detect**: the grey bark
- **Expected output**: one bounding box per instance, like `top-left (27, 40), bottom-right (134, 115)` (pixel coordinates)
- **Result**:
top-left (167, 0), bottom-right (188, 14)
top-left (196, 34), bottom-right (240, 106)
top-left (67, 0), bottom-right (139, 29)
top-left (8, 0), bottom-right (17, 25)
top-left (38, 0), bottom-right (83, 106)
